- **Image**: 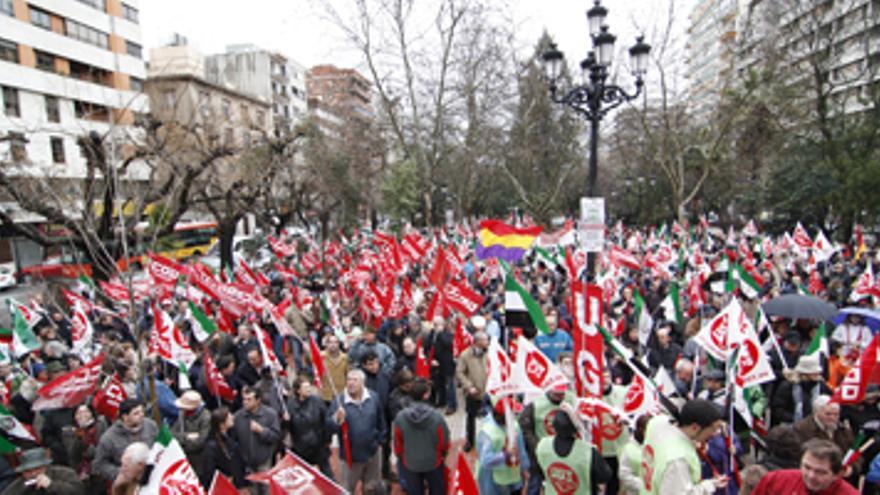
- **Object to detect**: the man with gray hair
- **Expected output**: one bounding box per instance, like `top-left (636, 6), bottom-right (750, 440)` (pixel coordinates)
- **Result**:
top-left (794, 395), bottom-right (861, 473)
top-left (456, 330), bottom-right (489, 452)
top-left (111, 442), bottom-right (150, 495)
top-left (327, 369), bottom-right (385, 493)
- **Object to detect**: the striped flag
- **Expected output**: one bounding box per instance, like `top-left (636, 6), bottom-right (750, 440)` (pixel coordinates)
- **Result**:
top-left (633, 289), bottom-right (654, 346)
top-left (187, 301), bottom-right (217, 343)
top-left (504, 270), bottom-right (549, 335)
top-left (658, 281), bottom-right (683, 326)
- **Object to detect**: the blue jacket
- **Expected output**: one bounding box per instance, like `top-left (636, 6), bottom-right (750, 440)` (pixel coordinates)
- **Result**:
top-left (327, 389), bottom-right (386, 463)
top-left (867, 451), bottom-right (880, 483)
top-left (535, 329), bottom-right (574, 363)
top-left (137, 377), bottom-right (179, 425)
top-left (477, 415), bottom-right (529, 494)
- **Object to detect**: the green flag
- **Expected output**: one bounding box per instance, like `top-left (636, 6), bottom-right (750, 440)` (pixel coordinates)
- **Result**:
top-left (658, 281), bottom-right (684, 326)
top-left (187, 301), bottom-right (217, 343)
top-left (502, 264), bottom-right (549, 335)
top-left (6, 301), bottom-right (39, 358)
top-left (805, 322), bottom-right (829, 358)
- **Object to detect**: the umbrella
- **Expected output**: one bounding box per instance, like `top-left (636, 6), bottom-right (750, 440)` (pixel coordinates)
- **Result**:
top-left (832, 307), bottom-right (880, 331)
top-left (761, 294), bottom-right (838, 321)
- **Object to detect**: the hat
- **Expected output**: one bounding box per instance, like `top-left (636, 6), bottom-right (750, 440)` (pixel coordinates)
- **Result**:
top-left (31, 363), bottom-right (46, 376)
top-left (549, 383), bottom-right (569, 393)
top-left (492, 396), bottom-right (523, 415)
top-left (174, 390), bottom-right (203, 411)
top-left (703, 369), bottom-right (725, 381)
top-left (15, 448), bottom-right (51, 473)
top-left (45, 361), bottom-right (66, 375)
top-left (782, 330), bottom-right (802, 344)
top-left (795, 354), bottom-right (822, 375)
top-left (470, 315), bottom-right (486, 329)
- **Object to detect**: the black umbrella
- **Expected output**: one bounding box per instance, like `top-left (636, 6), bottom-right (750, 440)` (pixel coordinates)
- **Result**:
top-left (761, 294), bottom-right (837, 321)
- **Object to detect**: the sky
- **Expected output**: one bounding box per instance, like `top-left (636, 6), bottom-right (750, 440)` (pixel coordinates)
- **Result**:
top-left (140, 0), bottom-right (691, 76)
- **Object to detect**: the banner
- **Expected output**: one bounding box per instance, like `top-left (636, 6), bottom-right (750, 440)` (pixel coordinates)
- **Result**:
top-left (247, 451), bottom-right (347, 495)
top-left (33, 354), bottom-right (104, 410)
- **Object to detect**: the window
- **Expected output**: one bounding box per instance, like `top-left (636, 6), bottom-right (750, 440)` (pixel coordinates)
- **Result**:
top-left (50, 137), bottom-right (65, 163)
top-left (35, 51), bottom-right (55, 72)
top-left (122, 3), bottom-right (138, 23)
top-left (224, 128), bottom-right (234, 146)
top-left (8, 132), bottom-right (25, 161)
top-left (125, 41), bottom-right (141, 58)
top-left (75, 0), bottom-right (106, 10)
top-left (45, 95), bottom-right (60, 123)
top-left (74, 100), bottom-right (108, 121)
top-left (240, 104), bottom-right (249, 122)
top-left (0, 38), bottom-right (17, 63)
top-left (30, 7), bottom-right (52, 30)
top-left (256, 110), bottom-right (265, 126)
top-left (129, 77), bottom-right (143, 92)
top-left (0, 0), bottom-right (12, 17)
top-left (2, 86), bottom-right (19, 117)
top-left (222, 99), bottom-right (231, 118)
top-left (65, 20), bottom-right (109, 49)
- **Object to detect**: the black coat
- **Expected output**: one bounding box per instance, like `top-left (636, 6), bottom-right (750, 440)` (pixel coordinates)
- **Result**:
top-left (771, 379), bottom-right (832, 425)
top-left (286, 395), bottom-right (330, 463)
top-left (201, 433), bottom-right (246, 488)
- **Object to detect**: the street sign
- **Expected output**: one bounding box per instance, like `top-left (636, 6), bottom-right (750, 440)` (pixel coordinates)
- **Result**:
top-left (580, 197), bottom-right (605, 253)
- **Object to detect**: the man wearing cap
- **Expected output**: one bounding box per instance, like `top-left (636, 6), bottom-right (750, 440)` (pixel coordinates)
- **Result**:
top-left (171, 391), bottom-right (211, 481)
top-left (696, 369), bottom-right (727, 411)
top-left (536, 404), bottom-right (612, 494)
top-left (519, 384), bottom-right (575, 495)
top-left (641, 399), bottom-right (729, 495)
top-left (475, 396), bottom-right (529, 495)
top-left (456, 330), bottom-right (489, 452)
top-left (1, 448), bottom-right (83, 495)
top-left (94, 400), bottom-right (158, 484)
top-left (771, 354), bottom-right (831, 426)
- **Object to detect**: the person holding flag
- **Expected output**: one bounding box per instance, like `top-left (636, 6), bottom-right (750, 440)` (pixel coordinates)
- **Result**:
top-left (641, 399), bottom-right (729, 495)
top-left (519, 383), bottom-right (576, 495)
top-left (475, 396), bottom-right (530, 495)
top-left (536, 403), bottom-right (612, 494)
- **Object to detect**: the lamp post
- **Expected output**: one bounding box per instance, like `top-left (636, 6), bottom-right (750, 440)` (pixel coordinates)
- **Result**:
top-left (541, 0), bottom-right (650, 279)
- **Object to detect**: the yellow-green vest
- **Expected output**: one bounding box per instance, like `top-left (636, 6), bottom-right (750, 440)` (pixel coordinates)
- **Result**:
top-left (600, 385), bottom-right (629, 456)
top-left (640, 417), bottom-right (701, 495)
top-left (475, 418), bottom-right (522, 486)
top-left (533, 391), bottom-right (576, 442)
top-left (536, 436), bottom-right (592, 495)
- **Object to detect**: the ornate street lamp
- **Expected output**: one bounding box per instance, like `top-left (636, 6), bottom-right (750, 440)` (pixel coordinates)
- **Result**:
top-left (541, 0), bottom-right (650, 278)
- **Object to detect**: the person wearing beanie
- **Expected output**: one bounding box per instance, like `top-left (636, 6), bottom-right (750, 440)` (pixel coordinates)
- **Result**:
top-left (475, 396), bottom-right (529, 495)
top-left (535, 404), bottom-right (612, 494)
top-left (641, 399), bottom-right (728, 494)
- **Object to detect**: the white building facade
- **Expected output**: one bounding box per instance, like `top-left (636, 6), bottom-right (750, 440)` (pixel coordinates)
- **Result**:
top-left (0, 0), bottom-right (148, 178)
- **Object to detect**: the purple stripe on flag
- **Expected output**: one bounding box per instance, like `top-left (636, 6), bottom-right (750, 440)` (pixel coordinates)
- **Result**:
top-left (476, 243), bottom-right (526, 262)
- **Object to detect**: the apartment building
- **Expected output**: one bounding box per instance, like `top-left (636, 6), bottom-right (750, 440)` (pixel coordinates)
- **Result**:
top-left (305, 64), bottom-right (373, 127)
top-left (736, 0), bottom-right (879, 116)
top-left (686, 0), bottom-right (739, 120)
top-left (0, 0), bottom-right (147, 176)
top-left (204, 45), bottom-right (307, 137)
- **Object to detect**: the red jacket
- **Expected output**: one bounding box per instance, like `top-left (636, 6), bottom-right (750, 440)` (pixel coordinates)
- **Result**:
top-left (751, 469), bottom-right (858, 495)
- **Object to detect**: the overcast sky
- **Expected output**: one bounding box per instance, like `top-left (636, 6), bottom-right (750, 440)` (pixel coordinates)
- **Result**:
top-left (141, 0), bottom-right (692, 75)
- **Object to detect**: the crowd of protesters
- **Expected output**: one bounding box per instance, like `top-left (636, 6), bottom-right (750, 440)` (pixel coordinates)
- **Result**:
top-left (0, 219), bottom-right (877, 495)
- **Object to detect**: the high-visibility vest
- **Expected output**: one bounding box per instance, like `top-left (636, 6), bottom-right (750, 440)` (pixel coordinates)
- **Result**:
top-left (475, 418), bottom-right (522, 486)
top-left (640, 416), bottom-right (701, 495)
top-left (536, 436), bottom-right (592, 495)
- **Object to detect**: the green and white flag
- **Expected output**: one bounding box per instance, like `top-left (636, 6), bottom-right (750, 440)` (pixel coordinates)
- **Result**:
top-left (658, 281), bottom-right (684, 327)
top-left (727, 263), bottom-right (761, 299)
top-left (6, 301), bottom-right (39, 358)
top-left (503, 267), bottom-right (549, 335)
top-left (144, 426), bottom-right (205, 495)
top-left (178, 362), bottom-right (191, 391)
top-left (634, 288), bottom-right (654, 346)
top-left (805, 322), bottom-right (829, 359)
top-left (0, 404), bottom-right (35, 442)
top-left (187, 302), bottom-right (217, 343)
top-left (534, 246), bottom-right (564, 271)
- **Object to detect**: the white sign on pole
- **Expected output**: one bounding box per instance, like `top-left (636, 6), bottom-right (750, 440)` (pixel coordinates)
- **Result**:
top-left (579, 197), bottom-right (605, 253)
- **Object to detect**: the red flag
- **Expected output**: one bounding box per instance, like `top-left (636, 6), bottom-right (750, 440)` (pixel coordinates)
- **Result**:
top-left (204, 352), bottom-right (236, 402)
top-left (609, 246), bottom-right (641, 271)
top-left (793, 222), bottom-right (813, 249)
top-left (93, 375), bottom-right (127, 420)
top-left (425, 291), bottom-right (447, 321)
top-left (833, 334), bottom-right (880, 404)
top-left (450, 451), bottom-right (478, 495)
top-left (267, 236), bottom-right (297, 258)
top-left (248, 452), bottom-right (347, 494)
top-left (442, 280), bottom-right (483, 316)
top-left (429, 245), bottom-right (449, 288)
top-left (416, 339), bottom-right (432, 379)
top-left (99, 281), bottom-right (130, 302)
top-left (208, 472), bottom-right (239, 495)
top-left (147, 252), bottom-right (185, 286)
top-left (453, 319), bottom-right (474, 358)
top-left (33, 354), bottom-right (104, 410)
top-left (309, 335), bottom-right (326, 387)
top-left (570, 281), bottom-right (604, 398)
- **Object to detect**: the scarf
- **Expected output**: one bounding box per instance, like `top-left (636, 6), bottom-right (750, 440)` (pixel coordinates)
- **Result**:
top-left (793, 381), bottom-right (820, 422)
